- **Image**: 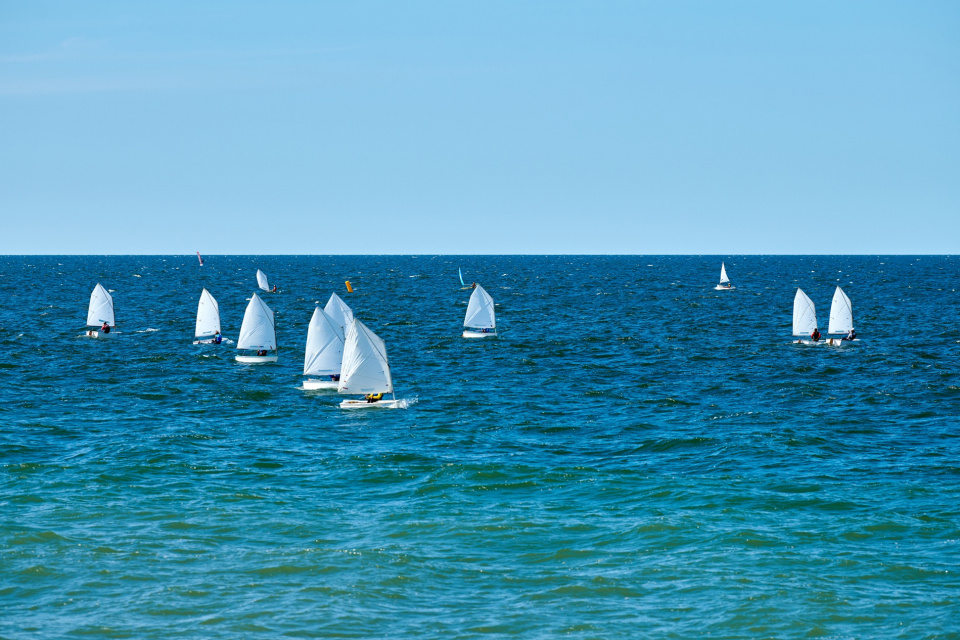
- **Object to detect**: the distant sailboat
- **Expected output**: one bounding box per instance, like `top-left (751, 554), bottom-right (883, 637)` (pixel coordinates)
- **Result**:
top-left (197, 251), bottom-right (204, 266)
top-left (193, 288), bottom-right (223, 344)
top-left (715, 262), bottom-right (734, 290)
top-left (462, 284), bottom-right (497, 338)
top-left (324, 292), bottom-right (354, 332)
top-left (256, 269), bottom-right (272, 292)
top-left (793, 288), bottom-right (821, 345)
top-left (84, 283), bottom-right (116, 338)
top-left (338, 319), bottom-right (402, 409)
top-left (303, 307), bottom-right (345, 390)
top-left (235, 293), bottom-right (278, 363)
top-left (825, 286), bottom-right (858, 346)
top-left (459, 267), bottom-right (465, 286)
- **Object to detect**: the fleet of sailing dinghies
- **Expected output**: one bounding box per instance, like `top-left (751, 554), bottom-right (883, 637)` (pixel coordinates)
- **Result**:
top-left (236, 293), bottom-right (278, 363)
top-left (84, 283), bottom-right (115, 338)
top-left (462, 285), bottom-right (497, 338)
top-left (825, 286), bottom-right (857, 346)
top-left (792, 288), bottom-right (819, 344)
top-left (324, 292), bottom-right (354, 332)
top-left (194, 288), bottom-right (222, 344)
top-left (257, 269), bottom-right (271, 292)
top-left (338, 319), bottom-right (401, 409)
top-left (715, 263), bottom-right (734, 290)
top-left (302, 306), bottom-right (345, 390)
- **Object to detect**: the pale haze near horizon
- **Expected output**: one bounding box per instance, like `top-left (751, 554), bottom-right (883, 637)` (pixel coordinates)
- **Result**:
top-left (1, 1), bottom-right (958, 255)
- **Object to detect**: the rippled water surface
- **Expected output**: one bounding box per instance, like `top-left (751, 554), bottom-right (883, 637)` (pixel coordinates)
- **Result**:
top-left (2, 255), bottom-right (959, 639)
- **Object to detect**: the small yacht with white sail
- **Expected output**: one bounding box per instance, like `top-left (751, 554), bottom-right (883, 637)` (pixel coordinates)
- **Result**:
top-left (462, 284), bottom-right (497, 338)
top-left (235, 293), bottom-right (278, 363)
top-left (303, 306), bottom-right (345, 390)
top-left (715, 263), bottom-right (735, 290)
top-left (825, 286), bottom-right (858, 346)
top-left (338, 319), bottom-right (401, 409)
top-left (793, 288), bottom-right (822, 345)
top-left (256, 269), bottom-right (272, 292)
top-left (193, 288), bottom-right (224, 344)
top-left (84, 283), bottom-right (115, 338)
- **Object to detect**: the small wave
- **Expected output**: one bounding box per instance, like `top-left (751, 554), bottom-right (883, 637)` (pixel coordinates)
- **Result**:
top-left (135, 328), bottom-right (160, 333)
top-left (397, 396), bottom-right (418, 409)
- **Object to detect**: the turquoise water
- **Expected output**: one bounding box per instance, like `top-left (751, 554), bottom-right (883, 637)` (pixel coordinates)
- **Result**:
top-left (2, 255), bottom-right (959, 638)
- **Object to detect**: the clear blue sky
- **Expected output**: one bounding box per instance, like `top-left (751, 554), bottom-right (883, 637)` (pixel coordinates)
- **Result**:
top-left (2, 1), bottom-right (958, 254)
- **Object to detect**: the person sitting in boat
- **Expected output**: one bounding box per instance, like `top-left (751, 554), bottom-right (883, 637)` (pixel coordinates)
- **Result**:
top-left (329, 374), bottom-right (340, 381)
top-left (810, 327), bottom-right (821, 342)
top-left (844, 328), bottom-right (857, 341)
top-left (101, 321), bottom-right (111, 334)
top-left (272, 285), bottom-right (278, 293)
top-left (256, 349), bottom-right (267, 356)
top-left (213, 331), bottom-right (222, 345)
top-left (365, 393), bottom-right (383, 403)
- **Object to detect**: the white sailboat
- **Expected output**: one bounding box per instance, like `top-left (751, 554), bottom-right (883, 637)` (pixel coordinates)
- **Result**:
top-left (193, 288), bottom-right (223, 344)
top-left (303, 307), bottom-right (345, 390)
top-left (793, 288), bottom-right (822, 345)
top-left (235, 293), bottom-right (278, 363)
top-left (84, 283), bottom-right (115, 338)
top-left (256, 269), bottom-right (272, 292)
top-left (825, 286), bottom-right (858, 346)
top-left (338, 319), bottom-right (401, 409)
top-left (715, 262), bottom-right (735, 290)
top-left (324, 292), bottom-right (354, 332)
top-left (462, 284), bottom-right (497, 338)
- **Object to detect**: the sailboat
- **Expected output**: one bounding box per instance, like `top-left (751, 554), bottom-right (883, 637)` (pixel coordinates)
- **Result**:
top-left (256, 269), bottom-right (272, 292)
top-left (197, 251), bottom-right (204, 266)
top-left (462, 284), bottom-right (497, 338)
top-left (825, 286), bottom-right (857, 346)
top-left (792, 288), bottom-right (821, 345)
top-left (235, 293), bottom-right (278, 363)
top-left (338, 319), bottom-right (402, 409)
top-left (302, 307), bottom-right (345, 390)
top-left (193, 288), bottom-right (223, 344)
top-left (458, 267), bottom-right (471, 290)
top-left (324, 292), bottom-right (354, 332)
top-left (84, 283), bottom-right (115, 338)
top-left (715, 262), bottom-right (735, 290)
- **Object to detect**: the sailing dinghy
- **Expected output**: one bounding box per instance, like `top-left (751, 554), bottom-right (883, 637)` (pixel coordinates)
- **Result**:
top-left (256, 269), bottom-right (272, 292)
top-left (193, 288), bottom-right (223, 344)
top-left (235, 293), bottom-right (278, 363)
top-left (84, 283), bottom-right (116, 338)
top-left (715, 262), bottom-right (735, 290)
top-left (338, 319), bottom-right (402, 409)
top-left (303, 307), bottom-right (345, 390)
top-left (197, 251), bottom-right (204, 266)
top-left (825, 286), bottom-right (858, 346)
top-left (462, 284), bottom-right (497, 338)
top-left (324, 292), bottom-right (354, 332)
top-left (792, 288), bottom-right (821, 345)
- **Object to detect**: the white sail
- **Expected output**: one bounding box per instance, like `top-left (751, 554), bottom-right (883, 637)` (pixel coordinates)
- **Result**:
top-left (793, 288), bottom-right (818, 336)
top-left (338, 320), bottom-right (393, 394)
top-left (828, 286), bottom-right (854, 334)
top-left (324, 292), bottom-right (354, 331)
top-left (719, 263), bottom-right (730, 285)
top-left (256, 269), bottom-right (270, 291)
top-left (87, 283), bottom-right (115, 327)
top-left (304, 307), bottom-right (345, 376)
top-left (464, 285), bottom-right (496, 329)
top-left (195, 288), bottom-right (221, 338)
top-left (237, 293), bottom-right (276, 350)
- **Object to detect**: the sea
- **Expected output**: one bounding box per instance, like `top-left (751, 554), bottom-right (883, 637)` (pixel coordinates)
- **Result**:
top-left (2, 255), bottom-right (959, 639)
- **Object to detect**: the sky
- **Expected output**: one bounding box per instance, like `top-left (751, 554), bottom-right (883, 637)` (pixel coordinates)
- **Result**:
top-left (1, 1), bottom-right (958, 254)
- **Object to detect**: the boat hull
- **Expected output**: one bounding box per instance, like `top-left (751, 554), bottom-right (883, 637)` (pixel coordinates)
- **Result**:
top-left (303, 378), bottom-right (339, 390)
top-left (825, 337), bottom-right (860, 346)
top-left (462, 330), bottom-right (497, 339)
top-left (235, 355), bottom-right (278, 363)
top-left (794, 339), bottom-right (824, 345)
top-left (340, 399), bottom-right (402, 410)
top-left (715, 285), bottom-right (735, 290)
top-left (84, 330), bottom-right (115, 339)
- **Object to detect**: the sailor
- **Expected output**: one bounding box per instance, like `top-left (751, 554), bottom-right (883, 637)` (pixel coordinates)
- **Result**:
top-left (101, 321), bottom-right (111, 334)
top-left (213, 331), bottom-right (222, 345)
top-left (257, 349), bottom-right (267, 356)
top-left (844, 328), bottom-right (857, 341)
top-left (365, 393), bottom-right (383, 403)
top-left (810, 327), bottom-right (821, 342)
top-left (329, 374), bottom-right (340, 381)
top-left (272, 285), bottom-right (278, 293)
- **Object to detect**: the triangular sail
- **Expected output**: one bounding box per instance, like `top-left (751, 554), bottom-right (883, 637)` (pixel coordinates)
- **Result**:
top-left (719, 263), bottom-right (729, 285)
top-left (87, 283), bottom-right (115, 327)
top-left (324, 292), bottom-right (354, 331)
top-left (459, 267), bottom-right (466, 286)
top-left (197, 251), bottom-right (204, 266)
top-left (195, 288), bottom-right (221, 338)
top-left (464, 285), bottom-right (496, 329)
top-left (793, 288), bottom-right (817, 336)
top-left (304, 307), bottom-right (345, 376)
top-left (828, 286), bottom-right (853, 334)
top-left (338, 320), bottom-right (393, 394)
top-left (256, 269), bottom-right (270, 291)
top-left (237, 293), bottom-right (276, 350)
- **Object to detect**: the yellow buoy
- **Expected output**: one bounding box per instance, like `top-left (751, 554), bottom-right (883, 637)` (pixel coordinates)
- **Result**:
top-left (345, 280), bottom-right (353, 293)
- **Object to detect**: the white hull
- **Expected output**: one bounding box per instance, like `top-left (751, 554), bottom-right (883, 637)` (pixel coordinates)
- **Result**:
top-left (235, 354), bottom-right (278, 363)
top-left (340, 398), bottom-right (403, 410)
top-left (825, 337), bottom-right (860, 346)
top-left (83, 330), bottom-right (115, 339)
top-left (462, 330), bottom-right (497, 339)
top-left (303, 378), bottom-right (339, 390)
top-left (715, 285), bottom-right (735, 290)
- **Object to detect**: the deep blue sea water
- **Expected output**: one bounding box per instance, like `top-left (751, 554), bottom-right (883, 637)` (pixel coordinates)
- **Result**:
top-left (2, 255), bottom-right (959, 639)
